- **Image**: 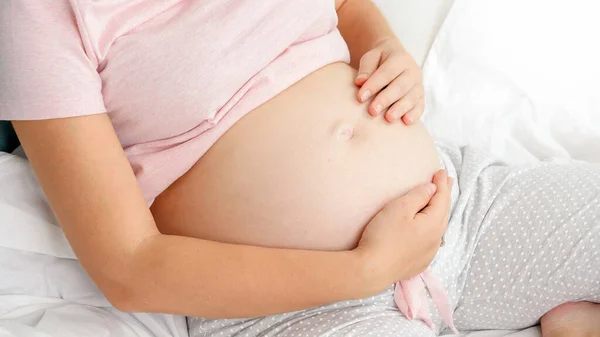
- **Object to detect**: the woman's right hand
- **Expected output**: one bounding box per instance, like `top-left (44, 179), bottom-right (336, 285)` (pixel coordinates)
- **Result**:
top-left (355, 169), bottom-right (453, 290)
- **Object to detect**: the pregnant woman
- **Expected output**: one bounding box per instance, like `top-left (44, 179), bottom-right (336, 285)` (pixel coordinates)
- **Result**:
top-left (2, 1), bottom-right (599, 336)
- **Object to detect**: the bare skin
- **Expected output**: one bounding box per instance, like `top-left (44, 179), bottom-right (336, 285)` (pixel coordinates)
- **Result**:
top-left (541, 302), bottom-right (600, 337)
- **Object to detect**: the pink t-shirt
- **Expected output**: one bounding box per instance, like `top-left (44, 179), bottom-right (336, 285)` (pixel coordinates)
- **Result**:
top-left (0, 0), bottom-right (350, 204)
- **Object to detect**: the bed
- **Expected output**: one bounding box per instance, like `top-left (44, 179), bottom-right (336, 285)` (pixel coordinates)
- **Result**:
top-left (1, 0), bottom-right (599, 335)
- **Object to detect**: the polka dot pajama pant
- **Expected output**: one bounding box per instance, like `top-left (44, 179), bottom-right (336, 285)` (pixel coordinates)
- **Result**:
top-left (188, 144), bottom-right (600, 336)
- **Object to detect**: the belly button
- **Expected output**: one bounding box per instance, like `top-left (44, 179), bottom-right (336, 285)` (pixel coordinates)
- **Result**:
top-left (335, 124), bottom-right (354, 141)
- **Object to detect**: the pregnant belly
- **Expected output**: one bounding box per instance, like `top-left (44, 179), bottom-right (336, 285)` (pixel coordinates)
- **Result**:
top-left (151, 63), bottom-right (441, 251)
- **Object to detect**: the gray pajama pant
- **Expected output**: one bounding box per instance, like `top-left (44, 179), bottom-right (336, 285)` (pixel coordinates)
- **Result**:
top-left (188, 143), bottom-right (600, 337)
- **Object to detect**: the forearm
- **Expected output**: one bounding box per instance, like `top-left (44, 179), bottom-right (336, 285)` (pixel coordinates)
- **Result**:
top-left (127, 234), bottom-right (378, 318)
top-left (337, 0), bottom-right (400, 68)
top-left (13, 115), bottom-right (380, 319)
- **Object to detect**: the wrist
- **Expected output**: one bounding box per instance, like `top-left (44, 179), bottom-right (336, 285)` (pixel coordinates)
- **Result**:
top-left (371, 35), bottom-right (402, 50)
top-left (348, 248), bottom-right (390, 299)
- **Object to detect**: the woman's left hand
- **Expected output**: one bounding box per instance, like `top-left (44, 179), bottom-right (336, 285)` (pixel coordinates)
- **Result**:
top-left (355, 37), bottom-right (424, 124)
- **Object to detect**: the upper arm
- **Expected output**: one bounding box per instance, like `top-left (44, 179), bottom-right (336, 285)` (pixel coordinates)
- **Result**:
top-left (1, 1), bottom-right (154, 299)
top-left (13, 116), bottom-right (159, 297)
top-left (0, 1), bottom-right (105, 120)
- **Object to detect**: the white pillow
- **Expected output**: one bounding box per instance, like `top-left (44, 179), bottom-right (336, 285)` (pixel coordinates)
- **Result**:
top-left (422, 0), bottom-right (600, 165)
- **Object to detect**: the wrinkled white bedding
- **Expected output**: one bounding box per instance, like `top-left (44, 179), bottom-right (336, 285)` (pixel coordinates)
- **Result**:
top-left (1, 0), bottom-right (599, 336)
top-left (0, 153), bottom-right (188, 337)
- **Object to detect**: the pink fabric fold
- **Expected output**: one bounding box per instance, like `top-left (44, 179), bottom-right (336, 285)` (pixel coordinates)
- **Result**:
top-left (394, 267), bottom-right (458, 334)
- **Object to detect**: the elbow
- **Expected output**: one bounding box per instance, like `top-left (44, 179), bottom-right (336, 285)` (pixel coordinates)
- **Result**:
top-left (95, 269), bottom-right (150, 313)
top-left (100, 278), bottom-right (143, 312)
top-left (95, 237), bottom-right (162, 313)
top-left (104, 287), bottom-right (140, 313)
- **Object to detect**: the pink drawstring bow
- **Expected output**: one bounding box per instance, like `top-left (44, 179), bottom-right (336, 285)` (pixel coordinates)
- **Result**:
top-left (394, 267), bottom-right (458, 334)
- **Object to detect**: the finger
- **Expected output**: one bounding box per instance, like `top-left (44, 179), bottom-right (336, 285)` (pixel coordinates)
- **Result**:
top-left (401, 97), bottom-right (425, 125)
top-left (368, 72), bottom-right (415, 117)
top-left (385, 84), bottom-right (424, 123)
top-left (358, 57), bottom-right (405, 104)
top-left (355, 49), bottom-right (382, 88)
top-left (418, 170), bottom-right (451, 222)
top-left (385, 181), bottom-right (438, 217)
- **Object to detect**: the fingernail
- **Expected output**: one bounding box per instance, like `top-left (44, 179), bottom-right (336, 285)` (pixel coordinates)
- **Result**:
top-left (360, 90), bottom-right (371, 102)
top-left (373, 103), bottom-right (382, 115)
top-left (356, 73), bottom-right (369, 81)
top-left (386, 109), bottom-right (395, 120)
top-left (425, 183), bottom-right (437, 195)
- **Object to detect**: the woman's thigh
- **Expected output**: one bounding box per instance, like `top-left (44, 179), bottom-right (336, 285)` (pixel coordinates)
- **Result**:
top-left (455, 161), bottom-right (600, 330)
top-left (188, 287), bottom-right (436, 337)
